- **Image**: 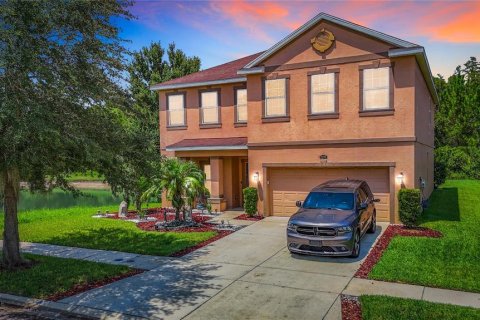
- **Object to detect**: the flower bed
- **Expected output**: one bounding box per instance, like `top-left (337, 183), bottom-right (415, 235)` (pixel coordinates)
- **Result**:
top-left (47, 269), bottom-right (144, 301)
top-left (341, 295), bottom-right (362, 320)
top-left (234, 214), bottom-right (264, 221)
top-left (355, 225), bottom-right (442, 279)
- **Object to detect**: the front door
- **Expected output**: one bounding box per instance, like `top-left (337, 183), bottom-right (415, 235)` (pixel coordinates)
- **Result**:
top-left (240, 160), bottom-right (248, 207)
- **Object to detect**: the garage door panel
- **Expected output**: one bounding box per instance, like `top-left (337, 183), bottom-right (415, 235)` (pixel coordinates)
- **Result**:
top-left (270, 167), bottom-right (391, 220)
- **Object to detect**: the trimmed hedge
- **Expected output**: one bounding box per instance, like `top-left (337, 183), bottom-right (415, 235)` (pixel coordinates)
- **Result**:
top-left (398, 188), bottom-right (422, 226)
top-left (243, 187), bottom-right (258, 216)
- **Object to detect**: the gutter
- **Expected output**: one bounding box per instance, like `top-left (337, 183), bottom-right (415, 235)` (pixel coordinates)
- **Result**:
top-left (150, 77), bottom-right (247, 91)
top-left (166, 145), bottom-right (248, 152)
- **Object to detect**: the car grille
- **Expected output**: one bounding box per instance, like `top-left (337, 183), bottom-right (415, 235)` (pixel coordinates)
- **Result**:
top-left (299, 245), bottom-right (335, 253)
top-left (296, 226), bottom-right (337, 237)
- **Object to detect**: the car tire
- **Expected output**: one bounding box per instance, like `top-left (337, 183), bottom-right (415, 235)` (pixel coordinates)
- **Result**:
top-left (367, 211), bottom-right (376, 234)
top-left (350, 230), bottom-right (361, 258)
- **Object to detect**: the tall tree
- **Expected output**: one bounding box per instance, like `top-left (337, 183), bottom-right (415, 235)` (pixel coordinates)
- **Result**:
top-left (434, 57), bottom-right (480, 185)
top-left (105, 42), bottom-right (200, 208)
top-left (0, 0), bottom-right (132, 268)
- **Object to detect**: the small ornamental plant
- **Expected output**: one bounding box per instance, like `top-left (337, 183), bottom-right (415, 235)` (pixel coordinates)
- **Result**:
top-left (398, 188), bottom-right (422, 227)
top-left (243, 187), bottom-right (258, 217)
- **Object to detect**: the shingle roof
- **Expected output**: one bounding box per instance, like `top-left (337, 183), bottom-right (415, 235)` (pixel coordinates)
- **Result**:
top-left (151, 52), bottom-right (263, 90)
top-left (166, 137), bottom-right (248, 151)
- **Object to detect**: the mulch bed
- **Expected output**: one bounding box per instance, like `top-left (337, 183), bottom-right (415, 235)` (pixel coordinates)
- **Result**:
top-left (341, 295), bottom-right (362, 320)
top-left (169, 230), bottom-right (234, 257)
top-left (46, 269), bottom-right (144, 301)
top-left (234, 214), bottom-right (264, 221)
top-left (355, 224), bottom-right (443, 279)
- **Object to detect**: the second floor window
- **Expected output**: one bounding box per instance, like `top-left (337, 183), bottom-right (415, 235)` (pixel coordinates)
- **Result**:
top-left (235, 88), bottom-right (247, 123)
top-left (310, 73), bottom-right (335, 114)
top-left (167, 93), bottom-right (185, 126)
top-left (265, 78), bottom-right (287, 117)
top-left (200, 90), bottom-right (220, 124)
top-left (363, 67), bottom-right (390, 110)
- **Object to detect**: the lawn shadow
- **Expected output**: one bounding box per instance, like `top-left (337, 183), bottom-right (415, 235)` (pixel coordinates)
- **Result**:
top-left (421, 187), bottom-right (460, 223)
top-left (59, 259), bottom-right (230, 319)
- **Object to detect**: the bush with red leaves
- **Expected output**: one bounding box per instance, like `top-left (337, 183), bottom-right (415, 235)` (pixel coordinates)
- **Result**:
top-left (341, 295), bottom-right (362, 320)
top-left (355, 225), bottom-right (442, 278)
top-left (234, 214), bottom-right (264, 221)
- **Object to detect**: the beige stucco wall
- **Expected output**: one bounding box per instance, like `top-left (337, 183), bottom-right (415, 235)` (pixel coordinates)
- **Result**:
top-left (159, 82), bottom-right (248, 153)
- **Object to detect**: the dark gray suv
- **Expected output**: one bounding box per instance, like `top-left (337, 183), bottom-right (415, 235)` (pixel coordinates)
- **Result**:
top-left (287, 179), bottom-right (378, 258)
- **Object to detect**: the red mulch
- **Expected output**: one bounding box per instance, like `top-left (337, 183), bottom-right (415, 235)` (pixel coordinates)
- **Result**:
top-left (234, 214), bottom-right (264, 221)
top-left (46, 269), bottom-right (144, 301)
top-left (169, 230), bottom-right (233, 257)
top-left (355, 224), bottom-right (443, 279)
top-left (341, 295), bottom-right (362, 320)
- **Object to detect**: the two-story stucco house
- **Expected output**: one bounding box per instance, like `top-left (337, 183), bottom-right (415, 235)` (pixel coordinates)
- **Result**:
top-left (152, 13), bottom-right (437, 223)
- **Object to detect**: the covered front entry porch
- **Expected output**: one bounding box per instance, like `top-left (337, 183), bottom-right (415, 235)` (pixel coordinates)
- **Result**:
top-left (166, 137), bottom-right (249, 212)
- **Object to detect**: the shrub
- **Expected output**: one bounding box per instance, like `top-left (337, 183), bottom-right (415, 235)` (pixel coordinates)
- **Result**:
top-left (398, 189), bottom-right (422, 227)
top-left (243, 187), bottom-right (258, 217)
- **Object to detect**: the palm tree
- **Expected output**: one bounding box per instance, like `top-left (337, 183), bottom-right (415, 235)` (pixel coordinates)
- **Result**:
top-left (142, 158), bottom-right (206, 221)
top-left (184, 177), bottom-right (210, 221)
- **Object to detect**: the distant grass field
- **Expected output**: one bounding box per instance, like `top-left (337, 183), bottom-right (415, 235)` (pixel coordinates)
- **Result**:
top-left (360, 295), bottom-right (480, 320)
top-left (17, 189), bottom-right (122, 211)
top-left (0, 253), bottom-right (132, 299)
top-left (370, 180), bottom-right (480, 292)
top-left (66, 171), bottom-right (104, 182)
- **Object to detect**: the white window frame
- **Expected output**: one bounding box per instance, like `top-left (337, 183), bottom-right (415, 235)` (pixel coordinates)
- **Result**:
top-left (310, 73), bottom-right (336, 114)
top-left (235, 88), bottom-right (247, 123)
top-left (362, 67), bottom-right (391, 111)
top-left (167, 93), bottom-right (185, 127)
top-left (200, 90), bottom-right (220, 124)
top-left (264, 78), bottom-right (288, 118)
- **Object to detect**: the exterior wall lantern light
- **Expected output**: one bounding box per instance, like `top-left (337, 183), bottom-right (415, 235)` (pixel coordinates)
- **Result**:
top-left (253, 171), bottom-right (259, 182)
top-left (396, 172), bottom-right (405, 188)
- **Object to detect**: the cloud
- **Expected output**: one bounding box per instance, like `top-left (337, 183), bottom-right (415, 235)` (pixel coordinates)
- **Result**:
top-left (129, 0), bottom-right (480, 44)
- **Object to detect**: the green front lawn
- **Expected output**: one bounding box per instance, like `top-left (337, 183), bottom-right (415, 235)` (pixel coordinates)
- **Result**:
top-left (369, 180), bottom-right (480, 292)
top-left (360, 295), bottom-right (480, 320)
top-left (0, 206), bottom-right (216, 256)
top-left (0, 253), bottom-right (132, 299)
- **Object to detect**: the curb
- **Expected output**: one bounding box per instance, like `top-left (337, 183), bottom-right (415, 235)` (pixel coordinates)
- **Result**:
top-left (0, 293), bottom-right (147, 320)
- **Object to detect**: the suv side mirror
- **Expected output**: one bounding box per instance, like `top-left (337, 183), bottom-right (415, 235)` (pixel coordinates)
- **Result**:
top-left (295, 200), bottom-right (302, 208)
top-left (373, 198), bottom-right (381, 203)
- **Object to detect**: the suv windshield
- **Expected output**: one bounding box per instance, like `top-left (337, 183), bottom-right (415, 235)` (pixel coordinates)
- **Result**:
top-left (302, 192), bottom-right (354, 210)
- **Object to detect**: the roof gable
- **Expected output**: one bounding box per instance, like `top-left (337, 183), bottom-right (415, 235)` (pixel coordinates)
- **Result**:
top-left (244, 12), bottom-right (417, 69)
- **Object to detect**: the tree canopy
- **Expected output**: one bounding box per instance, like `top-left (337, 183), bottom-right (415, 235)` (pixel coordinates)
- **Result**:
top-left (434, 57), bottom-right (480, 185)
top-left (103, 42), bottom-right (200, 210)
top-left (0, 0), bottom-right (132, 268)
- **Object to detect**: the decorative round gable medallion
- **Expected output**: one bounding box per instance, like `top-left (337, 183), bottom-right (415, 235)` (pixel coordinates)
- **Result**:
top-left (311, 29), bottom-right (335, 53)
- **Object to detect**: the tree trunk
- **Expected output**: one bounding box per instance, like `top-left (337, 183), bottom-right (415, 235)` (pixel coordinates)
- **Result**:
top-left (135, 196), bottom-right (142, 212)
top-left (2, 168), bottom-right (27, 269)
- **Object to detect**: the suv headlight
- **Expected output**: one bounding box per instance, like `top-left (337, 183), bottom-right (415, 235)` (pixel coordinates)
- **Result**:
top-left (337, 226), bottom-right (352, 233)
top-left (287, 222), bottom-right (297, 232)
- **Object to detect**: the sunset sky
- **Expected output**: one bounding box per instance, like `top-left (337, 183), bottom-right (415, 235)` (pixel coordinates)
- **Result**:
top-left (116, 0), bottom-right (480, 77)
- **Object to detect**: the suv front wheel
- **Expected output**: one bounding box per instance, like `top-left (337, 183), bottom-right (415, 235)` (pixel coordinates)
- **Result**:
top-left (350, 230), bottom-right (361, 258)
top-left (367, 211), bottom-right (376, 234)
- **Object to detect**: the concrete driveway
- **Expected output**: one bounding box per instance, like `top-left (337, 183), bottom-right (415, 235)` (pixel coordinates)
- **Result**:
top-left (61, 217), bottom-right (385, 320)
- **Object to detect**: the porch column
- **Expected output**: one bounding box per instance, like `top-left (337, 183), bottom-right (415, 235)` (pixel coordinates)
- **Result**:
top-left (209, 157), bottom-right (227, 212)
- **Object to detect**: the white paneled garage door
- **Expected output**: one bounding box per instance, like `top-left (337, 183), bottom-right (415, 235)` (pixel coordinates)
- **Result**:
top-left (269, 167), bottom-right (391, 221)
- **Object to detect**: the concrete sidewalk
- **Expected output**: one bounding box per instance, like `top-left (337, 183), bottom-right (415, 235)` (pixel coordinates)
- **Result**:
top-left (0, 241), bottom-right (175, 271)
top-left (344, 278), bottom-right (480, 309)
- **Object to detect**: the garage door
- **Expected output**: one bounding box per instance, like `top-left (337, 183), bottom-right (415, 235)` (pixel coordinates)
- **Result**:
top-left (269, 167), bottom-right (391, 221)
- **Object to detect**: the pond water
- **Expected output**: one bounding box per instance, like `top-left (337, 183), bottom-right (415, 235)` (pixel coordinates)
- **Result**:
top-left (16, 189), bottom-right (122, 211)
